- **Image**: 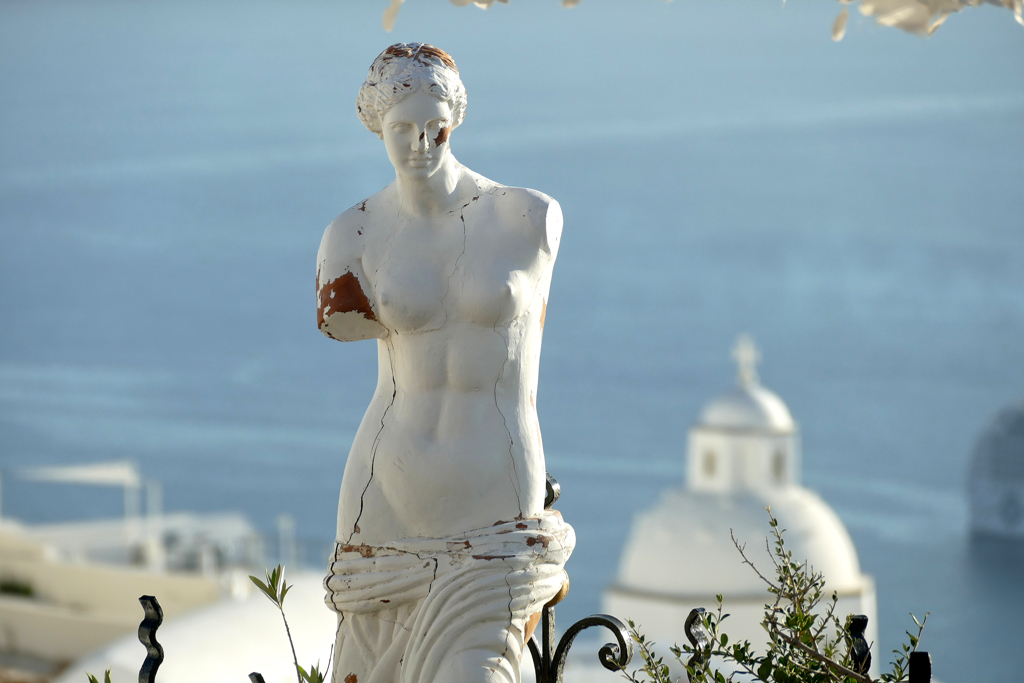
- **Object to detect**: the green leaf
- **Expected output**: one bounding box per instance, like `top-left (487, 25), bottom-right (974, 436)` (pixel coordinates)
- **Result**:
top-left (105, 673), bottom-right (112, 683)
top-left (249, 575), bottom-right (271, 594)
top-left (720, 633), bottom-right (728, 647)
top-left (250, 576), bottom-right (280, 606)
top-left (299, 663), bottom-right (326, 683)
top-left (86, 674), bottom-right (99, 683)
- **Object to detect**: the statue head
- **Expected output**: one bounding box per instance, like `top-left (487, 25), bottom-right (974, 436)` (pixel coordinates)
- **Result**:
top-left (356, 43), bottom-right (467, 141)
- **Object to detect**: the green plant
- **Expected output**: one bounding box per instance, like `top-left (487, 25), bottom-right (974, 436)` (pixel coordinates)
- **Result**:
top-left (85, 670), bottom-right (111, 683)
top-left (0, 577), bottom-right (34, 597)
top-left (619, 508), bottom-right (928, 683)
top-left (298, 662), bottom-right (328, 683)
top-left (249, 564), bottom-right (329, 683)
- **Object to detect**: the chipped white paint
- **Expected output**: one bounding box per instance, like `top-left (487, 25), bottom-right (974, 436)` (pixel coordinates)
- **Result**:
top-left (378, 0), bottom-right (1023, 38)
top-left (317, 44), bottom-right (572, 683)
top-left (852, 0), bottom-right (1024, 37)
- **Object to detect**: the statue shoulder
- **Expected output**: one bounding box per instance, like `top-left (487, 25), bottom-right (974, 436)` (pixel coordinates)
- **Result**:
top-left (319, 190), bottom-right (390, 258)
top-left (315, 192), bottom-right (390, 343)
top-left (495, 186), bottom-right (563, 257)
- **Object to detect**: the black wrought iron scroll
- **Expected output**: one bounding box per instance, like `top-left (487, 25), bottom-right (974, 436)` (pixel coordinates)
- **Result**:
top-left (525, 473), bottom-right (633, 683)
top-left (683, 607), bottom-right (710, 677)
top-left (138, 595), bottom-right (164, 683)
top-left (527, 606), bottom-right (633, 683)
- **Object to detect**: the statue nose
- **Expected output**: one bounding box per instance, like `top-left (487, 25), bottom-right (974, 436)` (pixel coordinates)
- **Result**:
top-left (414, 130), bottom-right (428, 151)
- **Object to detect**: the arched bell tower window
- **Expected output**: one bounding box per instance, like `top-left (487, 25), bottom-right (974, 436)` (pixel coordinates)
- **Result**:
top-left (703, 451), bottom-right (717, 477)
top-left (772, 449), bottom-right (786, 482)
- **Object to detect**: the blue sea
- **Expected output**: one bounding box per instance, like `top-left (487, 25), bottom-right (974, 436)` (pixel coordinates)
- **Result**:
top-left (1, 1), bottom-right (1022, 680)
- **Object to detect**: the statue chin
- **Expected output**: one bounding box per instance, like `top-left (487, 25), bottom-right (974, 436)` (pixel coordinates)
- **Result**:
top-left (317, 43), bottom-right (573, 683)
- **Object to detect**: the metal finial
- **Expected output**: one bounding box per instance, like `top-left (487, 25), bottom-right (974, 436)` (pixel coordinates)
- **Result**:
top-left (731, 334), bottom-right (761, 388)
top-left (909, 651), bottom-right (932, 683)
top-left (544, 473), bottom-right (560, 509)
top-left (849, 614), bottom-right (872, 675)
top-left (684, 607), bottom-right (711, 680)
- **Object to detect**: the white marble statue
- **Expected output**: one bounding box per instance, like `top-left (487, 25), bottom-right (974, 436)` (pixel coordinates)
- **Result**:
top-left (317, 43), bottom-right (574, 683)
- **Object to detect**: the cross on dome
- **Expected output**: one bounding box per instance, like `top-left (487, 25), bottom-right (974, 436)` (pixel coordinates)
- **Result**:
top-left (732, 333), bottom-right (761, 388)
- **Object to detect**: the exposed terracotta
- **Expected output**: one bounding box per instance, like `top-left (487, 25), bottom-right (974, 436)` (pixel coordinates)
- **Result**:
top-left (317, 271), bottom-right (377, 330)
top-left (337, 543), bottom-right (376, 559)
top-left (524, 610), bottom-right (542, 641)
top-left (383, 43), bottom-right (458, 72)
top-left (526, 535), bottom-right (550, 548)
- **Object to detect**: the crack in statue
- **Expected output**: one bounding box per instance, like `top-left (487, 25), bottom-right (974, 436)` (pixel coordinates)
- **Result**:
top-left (316, 43), bottom-right (573, 683)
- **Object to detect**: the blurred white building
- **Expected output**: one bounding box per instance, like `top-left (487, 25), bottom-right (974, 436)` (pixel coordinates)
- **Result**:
top-left (0, 462), bottom-right (265, 673)
top-left (603, 335), bottom-right (877, 671)
top-left (968, 401), bottom-right (1024, 540)
top-left (52, 572), bottom-right (334, 683)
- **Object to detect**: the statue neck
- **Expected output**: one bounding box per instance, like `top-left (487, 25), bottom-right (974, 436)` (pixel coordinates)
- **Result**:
top-left (394, 154), bottom-right (463, 218)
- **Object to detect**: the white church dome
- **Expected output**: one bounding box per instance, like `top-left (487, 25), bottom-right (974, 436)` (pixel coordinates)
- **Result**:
top-left (613, 487), bottom-right (863, 598)
top-left (697, 333), bottom-right (795, 434)
top-left (969, 401), bottom-right (1024, 539)
top-left (700, 384), bottom-right (795, 433)
top-left (604, 335), bottom-right (876, 676)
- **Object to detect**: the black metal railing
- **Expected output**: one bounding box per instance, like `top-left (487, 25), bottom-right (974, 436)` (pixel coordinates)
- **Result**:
top-left (130, 474), bottom-right (931, 683)
top-left (680, 606), bottom-right (932, 683)
top-left (135, 594), bottom-right (930, 683)
top-left (137, 595), bottom-right (163, 683)
top-left (137, 584), bottom-right (633, 683)
top-left (525, 473), bottom-right (634, 682)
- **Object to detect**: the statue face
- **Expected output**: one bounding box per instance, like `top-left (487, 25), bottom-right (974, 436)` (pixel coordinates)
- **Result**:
top-left (381, 89), bottom-right (453, 180)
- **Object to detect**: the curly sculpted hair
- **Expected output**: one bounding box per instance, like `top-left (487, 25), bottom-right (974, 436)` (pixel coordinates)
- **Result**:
top-left (356, 43), bottom-right (467, 139)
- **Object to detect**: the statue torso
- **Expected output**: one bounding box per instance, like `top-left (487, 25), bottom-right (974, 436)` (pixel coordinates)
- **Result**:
top-left (317, 169), bottom-right (561, 544)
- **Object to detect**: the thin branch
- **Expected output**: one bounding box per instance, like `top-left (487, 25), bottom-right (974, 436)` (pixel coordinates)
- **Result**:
top-left (278, 606), bottom-right (302, 683)
top-left (731, 530), bottom-right (779, 591)
top-left (777, 630), bottom-right (872, 683)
